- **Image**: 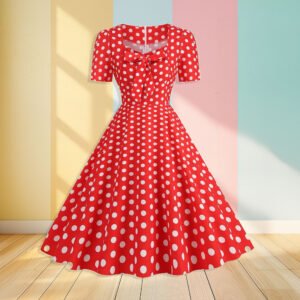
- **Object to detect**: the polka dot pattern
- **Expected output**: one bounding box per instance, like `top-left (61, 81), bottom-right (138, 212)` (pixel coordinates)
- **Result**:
top-left (40, 23), bottom-right (254, 278)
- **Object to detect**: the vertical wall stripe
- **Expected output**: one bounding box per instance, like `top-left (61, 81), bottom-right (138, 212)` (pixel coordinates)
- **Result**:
top-left (0, 0), bottom-right (51, 220)
top-left (238, 0), bottom-right (300, 219)
top-left (173, 1), bottom-right (239, 211)
top-left (51, 0), bottom-right (114, 218)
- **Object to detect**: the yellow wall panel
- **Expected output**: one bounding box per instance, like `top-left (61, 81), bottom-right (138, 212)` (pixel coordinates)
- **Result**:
top-left (51, 1), bottom-right (114, 219)
top-left (0, 0), bottom-right (51, 220)
top-left (0, 0), bottom-right (113, 221)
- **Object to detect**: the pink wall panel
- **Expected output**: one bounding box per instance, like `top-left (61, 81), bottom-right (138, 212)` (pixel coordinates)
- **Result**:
top-left (173, 0), bottom-right (238, 209)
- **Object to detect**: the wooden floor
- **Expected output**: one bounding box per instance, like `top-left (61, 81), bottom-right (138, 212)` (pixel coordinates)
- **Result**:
top-left (0, 234), bottom-right (300, 299)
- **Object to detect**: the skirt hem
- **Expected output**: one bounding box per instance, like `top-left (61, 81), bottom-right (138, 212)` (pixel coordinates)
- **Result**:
top-left (39, 242), bottom-right (255, 279)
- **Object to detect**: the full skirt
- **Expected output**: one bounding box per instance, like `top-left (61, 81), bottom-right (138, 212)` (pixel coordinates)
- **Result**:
top-left (40, 102), bottom-right (254, 278)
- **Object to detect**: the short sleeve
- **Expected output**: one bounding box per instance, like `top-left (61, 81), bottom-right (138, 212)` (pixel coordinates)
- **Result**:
top-left (177, 30), bottom-right (201, 82)
top-left (90, 29), bottom-right (113, 82)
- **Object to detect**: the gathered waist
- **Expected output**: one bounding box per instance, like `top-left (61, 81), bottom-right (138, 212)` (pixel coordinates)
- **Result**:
top-left (120, 100), bottom-right (171, 108)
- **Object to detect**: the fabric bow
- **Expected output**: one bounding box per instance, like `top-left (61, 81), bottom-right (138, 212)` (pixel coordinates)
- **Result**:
top-left (124, 47), bottom-right (167, 103)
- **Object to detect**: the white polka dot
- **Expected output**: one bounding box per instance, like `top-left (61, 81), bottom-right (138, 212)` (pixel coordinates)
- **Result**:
top-left (101, 259), bottom-right (106, 267)
top-left (220, 225), bottom-right (226, 231)
top-left (61, 246), bottom-right (68, 254)
top-left (236, 225), bottom-right (242, 231)
top-left (208, 248), bottom-right (215, 256)
top-left (141, 222), bottom-right (147, 229)
top-left (163, 253), bottom-right (169, 262)
top-left (140, 265), bottom-right (147, 274)
top-left (173, 259), bottom-right (178, 269)
top-left (229, 246), bottom-right (236, 254)
top-left (83, 254), bottom-right (90, 262)
top-left (54, 235), bottom-right (60, 242)
top-left (119, 255), bottom-right (126, 263)
top-left (140, 250), bottom-right (147, 257)
top-left (43, 245), bottom-right (50, 252)
top-left (172, 244), bottom-right (178, 251)
top-left (236, 236), bottom-right (241, 243)
top-left (191, 255), bottom-right (197, 264)
top-left (208, 234), bottom-right (215, 241)
top-left (172, 230), bottom-right (178, 237)
top-left (219, 237), bottom-right (225, 243)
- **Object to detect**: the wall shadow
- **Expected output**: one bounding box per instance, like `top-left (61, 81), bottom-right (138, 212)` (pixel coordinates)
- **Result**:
top-left (51, 0), bottom-right (114, 217)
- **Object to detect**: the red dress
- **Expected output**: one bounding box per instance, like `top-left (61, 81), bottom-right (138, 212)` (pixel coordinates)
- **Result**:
top-left (40, 23), bottom-right (254, 278)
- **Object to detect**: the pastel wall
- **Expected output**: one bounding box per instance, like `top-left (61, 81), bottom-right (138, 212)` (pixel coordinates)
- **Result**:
top-left (50, 0), bottom-right (113, 219)
top-left (173, 1), bottom-right (239, 214)
top-left (1, 0), bottom-right (299, 230)
top-left (238, 0), bottom-right (300, 220)
top-left (0, 0), bottom-right (51, 220)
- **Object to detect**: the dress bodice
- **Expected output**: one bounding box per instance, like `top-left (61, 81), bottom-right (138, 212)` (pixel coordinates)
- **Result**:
top-left (90, 24), bottom-right (201, 106)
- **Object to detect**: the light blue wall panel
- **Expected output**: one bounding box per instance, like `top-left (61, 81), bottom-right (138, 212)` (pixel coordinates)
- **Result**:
top-left (238, 0), bottom-right (300, 220)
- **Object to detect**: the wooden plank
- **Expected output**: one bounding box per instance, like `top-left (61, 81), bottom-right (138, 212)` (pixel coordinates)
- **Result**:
top-left (19, 263), bottom-right (65, 299)
top-left (115, 275), bottom-right (142, 300)
top-left (284, 234), bottom-right (300, 248)
top-left (262, 289), bottom-right (300, 299)
top-left (206, 259), bottom-right (265, 300)
top-left (65, 270), bottom-right (121, 300)
top-left (0, 234), bottom-right (41, 269)
top-left (0, 235), bottom-right (11, 241)
top-left (241, 236), bottom-right (287, 271)
top-left (293, 269), bottom-right (300, 279)
top-left (40, 268), bottom-right (82, 300)
top-left (0, 235), bottom-right (50, 299)
top-left (141, 274), bottom-right (190, 300)
top-left (0, 234), bottom-right (23, 251)
top-left (239, 235), bottom-right (300, 299)
top-left (266, 234), bottom-right (300, 267)
top-left (254, 234), bottom-right (300, 270)
top-left (186, 271), bottom-right (214, 300)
